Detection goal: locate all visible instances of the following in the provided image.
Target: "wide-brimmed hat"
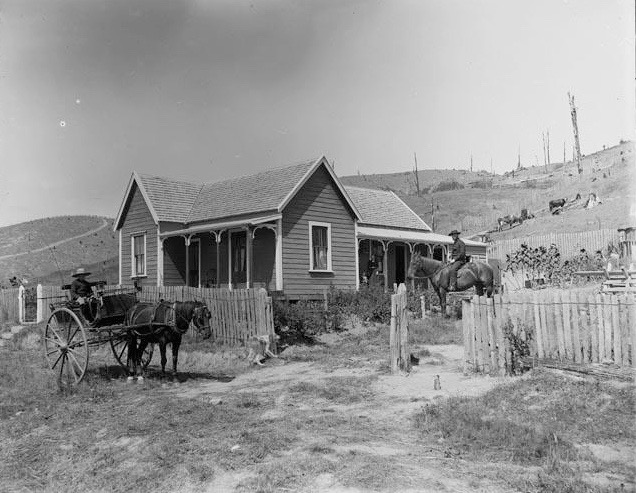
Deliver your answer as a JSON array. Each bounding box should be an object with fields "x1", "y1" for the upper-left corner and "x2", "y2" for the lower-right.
[
  {"x1": 449, "y1": 230, "x2": 461, "y2": 236},
  {"x1": 72, "y1": 267, "x2": 91, "y2": 277}
]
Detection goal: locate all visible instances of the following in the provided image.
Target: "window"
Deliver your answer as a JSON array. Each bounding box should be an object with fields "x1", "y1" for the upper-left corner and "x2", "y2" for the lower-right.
[
  {"x1": 309, "y1": 222, "x2": 332, "y2": 271},
  {"x1": 131, "y1": 233, "x2": 146, "y2": 277}
]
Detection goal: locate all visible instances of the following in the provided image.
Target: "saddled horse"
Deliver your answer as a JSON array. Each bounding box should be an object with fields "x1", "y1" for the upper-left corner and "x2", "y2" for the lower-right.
[
  {"x1": 407, "y1": 252, "x2": 494, "y2": 317},
  {"x1": 125, "y1": 300, "x2": 212, "y2": 379}
]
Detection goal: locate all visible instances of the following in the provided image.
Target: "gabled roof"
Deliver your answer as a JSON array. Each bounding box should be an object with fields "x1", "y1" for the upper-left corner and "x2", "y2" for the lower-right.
[
  {"x1": 345, "y1": 186, "x2": 431, "y2": 231},
  {"x1": 188, "y1": 157, "x2": 325, "y2": 223},
  {"x1": 114, "y1": 157, "x2": 361, "y2": 230}
]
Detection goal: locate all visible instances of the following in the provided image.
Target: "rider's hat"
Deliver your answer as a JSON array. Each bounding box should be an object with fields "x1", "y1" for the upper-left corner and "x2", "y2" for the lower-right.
[
  {"x1": 72, "y1": 267, "x2": 91, "y2": 277},
  {"x1": 449, "y1": 229, "x2": 461, "y2": 236}
]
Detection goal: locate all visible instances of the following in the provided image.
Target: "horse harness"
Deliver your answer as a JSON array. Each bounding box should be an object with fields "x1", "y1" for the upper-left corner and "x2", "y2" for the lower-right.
[{"x1": 128, "y1": 301, "x2": 190, "y2": 337}]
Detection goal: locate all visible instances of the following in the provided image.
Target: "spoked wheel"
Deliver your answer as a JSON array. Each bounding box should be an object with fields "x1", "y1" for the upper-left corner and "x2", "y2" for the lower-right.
[
  {"x1": 44, "y1": 308, "x2": 89, "y2": 389},
  {"x1": 110, "y1": 335, "x2": 154, "y2": 370}
]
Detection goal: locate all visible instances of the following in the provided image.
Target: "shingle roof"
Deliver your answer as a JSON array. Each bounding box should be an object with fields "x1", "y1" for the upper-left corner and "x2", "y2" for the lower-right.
[
  {"x1": 344, "y1": 186, "x2": 431, "y2": 231},
  {"x1": 129, "y1": 158, "x2": 326, "y2": 225},
  {"x1": 137, "y1": 174, "x2": 203, "y2": 223},
  {"x1": 187, "y1": 158, "x2": 317, "y2": 223}
]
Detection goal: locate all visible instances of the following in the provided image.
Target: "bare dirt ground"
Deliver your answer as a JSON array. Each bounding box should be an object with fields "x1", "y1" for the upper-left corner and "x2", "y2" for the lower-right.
[{"x1": 176, "y1": 327, "x2": 514, "y2": 493}]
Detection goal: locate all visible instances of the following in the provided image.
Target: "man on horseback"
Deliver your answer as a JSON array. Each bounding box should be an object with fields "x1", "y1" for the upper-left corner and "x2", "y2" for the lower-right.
[{"x1": 448, "y1": 230, "x2": 466, "y2": 292}]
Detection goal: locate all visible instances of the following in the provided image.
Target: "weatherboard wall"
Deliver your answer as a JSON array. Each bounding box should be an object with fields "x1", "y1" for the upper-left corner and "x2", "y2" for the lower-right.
[
  {"x1": 118, "y1": 182, "x2": 157, "y2": 286},
  {"x1": 281, "y1": 165, "x2": 357, "y2": 298}
]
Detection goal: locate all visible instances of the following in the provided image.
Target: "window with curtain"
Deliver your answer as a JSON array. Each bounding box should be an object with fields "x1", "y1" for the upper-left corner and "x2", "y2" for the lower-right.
[
  {"x1": 309, "y1": 222, "x2": 331, "y2": 271},
  {"x1": 132, "y1": 233, "x2": 146, "y2": 276}
]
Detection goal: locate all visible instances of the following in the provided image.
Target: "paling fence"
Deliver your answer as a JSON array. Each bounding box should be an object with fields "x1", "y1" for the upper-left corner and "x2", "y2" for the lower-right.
[
  {"x1": 487, "y1": 228, "x2": 618, "y2": 262},
  {"x1": 24, "y1": 284, "x2": 275, "y2": 346},
  {"x1": 139, "y1": 286, "x2": 275, "y2": 345},
  {"x1": 0, "y1": 288, "x2": 20, "y2": 323},
  {"x1": 462, "y1": 288, "x2": 636, "y2": 375}
]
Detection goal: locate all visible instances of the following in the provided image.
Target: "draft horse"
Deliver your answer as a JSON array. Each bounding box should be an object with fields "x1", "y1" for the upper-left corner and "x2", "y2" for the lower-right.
[
  {"x1": 407, "y1": 252, "x2": 494, "y2": 317},
  {"x1": 125, "y1": 300, "x2": 212, "y2": 379}
]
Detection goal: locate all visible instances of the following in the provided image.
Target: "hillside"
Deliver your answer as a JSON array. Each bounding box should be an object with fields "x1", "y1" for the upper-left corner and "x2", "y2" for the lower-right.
[
  {"x1": 341, "y1": 141, "x2": 635, "y2": 240},
  {"x1": 0, "y1": 142, "x2": 633, "y2": 288},
  {"x1": 0, "y1": 216, "x2": 119, "y2": 287}
]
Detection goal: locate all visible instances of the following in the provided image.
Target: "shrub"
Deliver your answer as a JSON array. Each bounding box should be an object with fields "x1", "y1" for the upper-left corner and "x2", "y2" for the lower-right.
[
  {"x1": 432, "y1": 180, "x2": 464, "y2": 192},
  {"x1": 272, "y1": 299, "x2": 325, "y2": 346},
  {"x1": 327, "y1": 284, "x2": 391, "y2": 325}
]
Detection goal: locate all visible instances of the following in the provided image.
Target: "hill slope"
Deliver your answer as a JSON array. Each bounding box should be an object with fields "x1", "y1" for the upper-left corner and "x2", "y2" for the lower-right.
[
  {"x1": 0, "y1": 216, "x2": 119, "y2": 287},
  {"x1": 341, "y1": 141, "x2": 635, "y2": 240},
  {"x1": 0, "y1": 142, "x2": 633, "y2": 287}
]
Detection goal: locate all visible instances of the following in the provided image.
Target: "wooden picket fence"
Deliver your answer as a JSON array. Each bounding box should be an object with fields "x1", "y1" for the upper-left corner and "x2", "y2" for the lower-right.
[
  {"x1": 0, "y1": 288, "x2": 20, "y2": 323},
  {"x1": 462, "y1": 288, "x2": 636, "y2": 375},
  {"x1": 138, "y1": 286, "x2": 275, "y2": 345},
  {"x1": 389, "y1": 283, "x2": 410, "y2": 374},
  {"x1": 34, "y1": 284, "x2": 274, "y2": 346}
]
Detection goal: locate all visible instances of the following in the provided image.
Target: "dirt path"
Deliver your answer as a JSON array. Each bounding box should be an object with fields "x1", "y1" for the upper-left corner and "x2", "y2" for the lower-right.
[
  {"x1": 177, "y1": 340, "x2": 513, "y2": 492},
  {"x1": 0, "y1": 218, "x2": 109, "y2": 260}
]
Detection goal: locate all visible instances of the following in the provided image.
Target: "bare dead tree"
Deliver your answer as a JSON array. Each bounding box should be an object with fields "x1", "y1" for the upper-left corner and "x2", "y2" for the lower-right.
[
  {"x1": 470, "y1": 154, "x2": 473, "y2": 172},
  {"x1": 542, "y1": 132, "x2": 547, "y2": 169},
  {"x1": 568, "y1": 92, "x2": 583, "y2": 174},
  {"x1": 546, "y1": 130, "x2": 550, "y2": 166},
  {"x1": 413, "y1": 152, "x2": 421, "y2": 197}
]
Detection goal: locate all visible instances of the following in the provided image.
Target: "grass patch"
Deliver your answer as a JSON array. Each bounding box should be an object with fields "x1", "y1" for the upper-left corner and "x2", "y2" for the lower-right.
[
  {"x1": 409, "y1": 317, "x2": 463, "y2": 345},
  {"x1": 413, "y1": 368, "x2": 636, "y2": 490},
  {"x1": 287, "y1": 375, "x2": 377, "y2": 404}
]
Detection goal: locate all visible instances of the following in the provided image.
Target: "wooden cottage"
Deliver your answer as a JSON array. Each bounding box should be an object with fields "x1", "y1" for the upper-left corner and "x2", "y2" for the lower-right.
[{"x1": 114, "y1": 156, "x2": 487, "y2": 297}]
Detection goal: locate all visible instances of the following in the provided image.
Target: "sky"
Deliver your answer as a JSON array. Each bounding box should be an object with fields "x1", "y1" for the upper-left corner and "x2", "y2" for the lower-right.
[{"x1": 0, "y1": 0, "x2": 634, "y2": 227}]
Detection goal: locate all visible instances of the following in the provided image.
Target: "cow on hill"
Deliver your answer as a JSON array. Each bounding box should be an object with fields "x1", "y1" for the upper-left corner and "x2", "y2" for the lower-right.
[
  {"x1": 549, "y1": 198, "x2": 566, "y2": 214},
  {"x1": 497, "y1": 215, "x2": 523, "y2": 232}
]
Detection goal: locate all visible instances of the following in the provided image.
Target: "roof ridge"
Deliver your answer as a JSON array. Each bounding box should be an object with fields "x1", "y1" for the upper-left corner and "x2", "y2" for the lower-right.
[
  {"x1": 137, "y1": 172, "x2": 202, "y2": 187},
  {"x1": 344, "y1": 185, "x2": 393, "y2": 193},
  {"x1": 201, "y1": 157, "x2": 321, "y2": 188},
  {"x1": 185, "y1": 183, "x2": 206, "y2": 223}
]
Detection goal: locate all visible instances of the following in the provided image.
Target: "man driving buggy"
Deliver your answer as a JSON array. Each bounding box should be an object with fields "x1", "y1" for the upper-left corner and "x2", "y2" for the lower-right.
[
  {"x1": 448, "y1": 230, "x2": 467, "y2": 292},
  {"x1": 70, "y1": 267, "x2": 98, "y2": 304}
]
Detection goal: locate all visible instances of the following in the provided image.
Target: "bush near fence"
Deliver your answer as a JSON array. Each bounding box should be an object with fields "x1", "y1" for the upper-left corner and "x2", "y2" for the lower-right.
[
  {"x1": 488, "y1": 229, "x2": 619, "y2": 263},
  {"x1": 463, "y1": 288, "x2": 636, "y2": 375}
]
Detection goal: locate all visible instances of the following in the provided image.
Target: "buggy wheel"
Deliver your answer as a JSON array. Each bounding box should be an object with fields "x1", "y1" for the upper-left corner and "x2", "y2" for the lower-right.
[
  {"x1": 110, "y1": 336, "x2": 154, "y2": 370},
  {"x1": 44, "y1": 308, "x2": 89, "y2": 388}
]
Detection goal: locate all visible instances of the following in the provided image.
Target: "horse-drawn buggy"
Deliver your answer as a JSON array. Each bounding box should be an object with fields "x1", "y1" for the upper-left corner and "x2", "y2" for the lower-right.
[{"x1": 44, "y1": 282, "x2": 211, "y2": 388}]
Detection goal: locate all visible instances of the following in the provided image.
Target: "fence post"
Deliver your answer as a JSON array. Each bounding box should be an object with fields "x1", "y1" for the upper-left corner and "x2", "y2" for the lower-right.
[
  {"x1": 398, "y1": 284, "x2": 410, "y2": 373},
  {"x1": 18, "y1": 285, "x2": 25, "y2": 324},
  {"x1": 390, "y1": 284, "x2": 409, "y2": 374},
  {"x1": 462, "y1": 298, "x2": 472, "y2": 374},
  {"x1": 36, "y1": 284, "x2": 44, "y2": 323}
]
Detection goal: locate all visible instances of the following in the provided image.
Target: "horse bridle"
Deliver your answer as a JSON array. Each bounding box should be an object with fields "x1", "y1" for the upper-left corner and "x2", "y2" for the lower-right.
[{"x1": 192, "y1": 305, "x2": 211, "y2": 332}]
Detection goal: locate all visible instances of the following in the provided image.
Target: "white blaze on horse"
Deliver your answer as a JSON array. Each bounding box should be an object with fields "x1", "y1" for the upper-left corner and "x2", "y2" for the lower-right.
[{"x1": 407, "y1": 252, "x2": 494, "y2": 317}]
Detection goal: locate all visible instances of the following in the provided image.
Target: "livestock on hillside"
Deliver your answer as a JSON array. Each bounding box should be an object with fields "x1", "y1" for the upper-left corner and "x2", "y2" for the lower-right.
[
  {"x1": 549, "y1": 198, "x2": 566, "y2": 214},
  {"x1": 497, "y1": 215, "x2": 523, "y2": 232}
]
